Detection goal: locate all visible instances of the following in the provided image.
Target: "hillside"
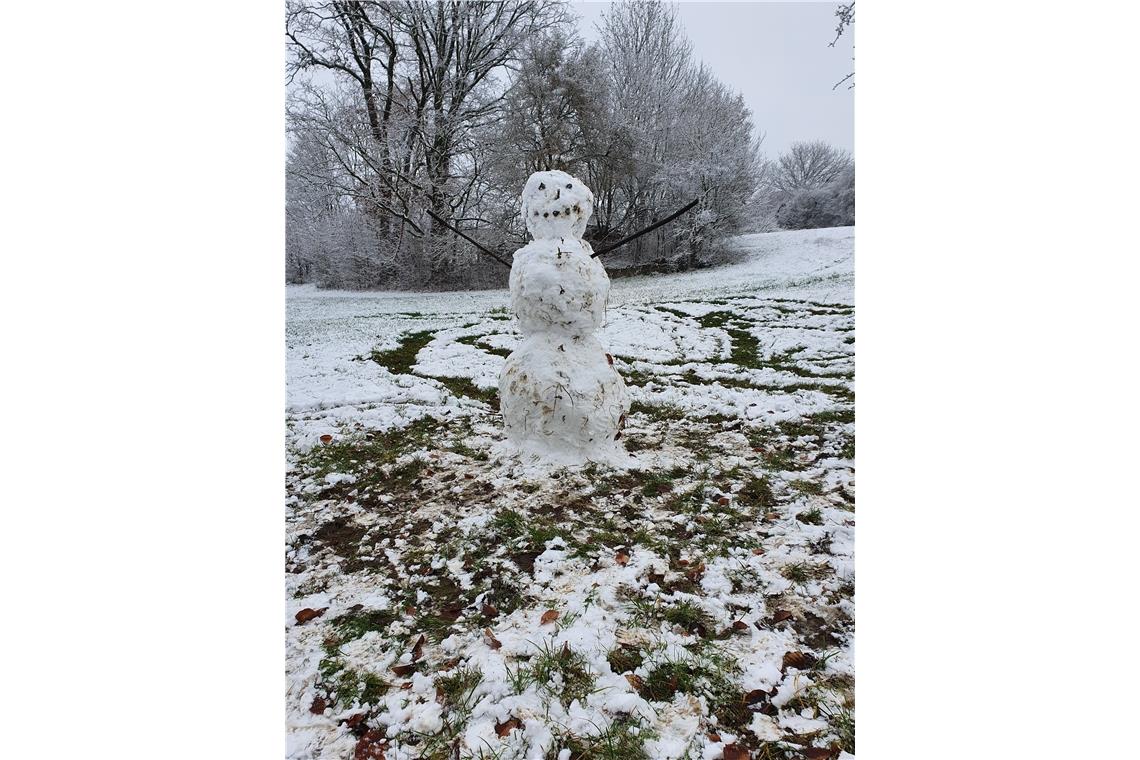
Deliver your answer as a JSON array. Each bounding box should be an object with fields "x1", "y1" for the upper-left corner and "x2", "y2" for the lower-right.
[{"x1": 286, "y1": 226, "x2": 855, "y2": 759}]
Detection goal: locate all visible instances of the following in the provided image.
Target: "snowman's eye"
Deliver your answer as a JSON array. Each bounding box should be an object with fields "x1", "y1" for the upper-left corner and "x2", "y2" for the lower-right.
[
  {"x1": 543, "y1": 212, "x2": 549, "y2": 217},
  {"x1": 552, "y1": 210, "x2": 559, "y2": 216},
  {"x1": 538, "y1": 182, "x2": 546, "y2": 190},
  {"x1": 566, "y1": 183, "x2": 573, "y2": 189},
  {"x1": 533, "y1": 211, "x2": 539, "y2": 216}
]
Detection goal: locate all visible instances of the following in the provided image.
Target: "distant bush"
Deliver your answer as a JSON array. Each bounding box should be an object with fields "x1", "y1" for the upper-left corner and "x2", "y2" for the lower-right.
[{"x1": 776, "y1": 167, "x2": 855, "y2": 230}]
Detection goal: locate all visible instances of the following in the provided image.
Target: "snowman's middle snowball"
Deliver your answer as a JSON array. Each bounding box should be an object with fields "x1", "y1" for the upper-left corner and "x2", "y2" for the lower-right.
[{"x1": 509, "y1": 238, "x2": 607, "y2": 335}]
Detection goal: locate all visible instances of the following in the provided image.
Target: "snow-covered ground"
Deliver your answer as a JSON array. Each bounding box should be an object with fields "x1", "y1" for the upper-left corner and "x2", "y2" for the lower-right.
[{"x1": 286, "y1": 226, "x2": 855, "y2": 759}]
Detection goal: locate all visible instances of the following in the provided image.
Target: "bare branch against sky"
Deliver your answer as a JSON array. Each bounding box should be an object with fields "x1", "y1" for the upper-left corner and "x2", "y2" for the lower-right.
[{"x1": 572, "y1": 2, "x2": 853, "y2": 156}]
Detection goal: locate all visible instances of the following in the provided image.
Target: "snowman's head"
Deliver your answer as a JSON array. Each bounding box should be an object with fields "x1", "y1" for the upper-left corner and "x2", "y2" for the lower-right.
[{"x1": 521, "y1": 170, "x2": 594, "y2": 240}]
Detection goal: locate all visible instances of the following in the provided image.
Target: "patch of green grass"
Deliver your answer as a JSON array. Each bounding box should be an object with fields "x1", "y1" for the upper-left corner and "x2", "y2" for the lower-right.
[
  {"x1": 840, "y1": 435, "x2": 855, "y2": 460},
  {"x1": 694, "y1": 310, "x2": 735, "y2": 329},
  {"x1": 782, "y1": 560, "x2": 831, "y2": 583},
  {"x1": 620, "y1": 366, "x2": 654, "y2": 387},
  {"x1": 692, "y1": 505, "x2": 757, "y2": 554},
  {"x1": 504, "y1": 660, "x2": 536, "y2": 695},
  {"x1": 629, "y1": 401, "x2": 686, "y2": 421},
  {"x1": 456, "y1": 334, "x2": 512, "y2": 359},
  {"x1": 789, "y1": 479, "x2": 824, "y2": 496},
  {"x1": 387, "y1": 455, "x2": 429, "y2": 492},
  {"x1": 639, "y1": 649, "x2": 749, "y2": 728},
  {"x1": 724, "y1": 324, "x2": 761, "y2": 368},
  {"x1": 808, "y1": 408, "x2": 855, "y2": 425},
  {"x1": 656, "y1": 306, "x2": 692, "y2": 320},
  {"x1": 317, "y1": 636, "x2": 391, "y2": 709},
  {"x1": 736, "y1": 476, "x2": 776, "y2": 511},
  {"x1": 329, "y1": 668, "x2": 389, "y2": 707},
  {"x1": 369, "y1": 330, "x2": 500, "y2": 407},
  {"x1": 527, "y1": 520, "x2": 569, "y2": 548},
  {"x1": 431, "y1": 375, "x2": 499, "y2": 409},
  {"x1": 829, "y1": 705, "x2": 856, "y2": 753},
  {"x1": 641, "y1": 659, "x2": 701, "y2": 701},
  {"x1": 726, "y1": 565, "x2": 762, "y2": 594},
  {"x1": 640, "y1": 471, "x2": 677, "y2": 497},
  {"x1": 797, "y1": 507, "x2": 824, "y2": 525},
  {"x1": 496, "y1": 510, "x2": 574, "y2": 552},
  {"x1": 414, "y1": 612, "x2": 459, "y2": 641},
  {"x1": 300, "y1": 416, "x2": 440, "y2": 482},
  {"x1": 547, "y1": 715, "x2": 653, "y2": 760},
  {"x1": 436, "y1": 665, "x2": 482, "y2": 711},
  {"x1": 662, "y1": 599, "x2": 715, "y2": 635},
  {"x1": 529, "y1": 641, "x2": 596, "y2": 708},
  {"x1": 329, "y1": 608, "x2": 398, "y2": 642},
  {"x1": 607, "y1": 645, "x2": 645, "y2": 674},
  {"x1": 493, "y1": 508, "x2": 527, "y2": 538},
  {"x1": 370, "y1": 330, "x2": 435, "y2": 375}
]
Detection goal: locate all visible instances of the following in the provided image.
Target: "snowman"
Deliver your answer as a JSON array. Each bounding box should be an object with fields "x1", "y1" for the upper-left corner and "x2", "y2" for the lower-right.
[{"x1": 498, "y1": 170, "x2": 630, "y2": 463}]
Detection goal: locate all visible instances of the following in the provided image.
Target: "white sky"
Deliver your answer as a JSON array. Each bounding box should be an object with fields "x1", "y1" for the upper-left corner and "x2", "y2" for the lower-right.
[{"x1": 573, "y1": 1, "x2": 854, "y2": 157}]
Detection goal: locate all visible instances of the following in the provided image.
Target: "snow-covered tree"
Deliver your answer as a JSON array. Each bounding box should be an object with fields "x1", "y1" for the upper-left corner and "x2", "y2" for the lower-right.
[
  {"x1": 769, "y1": 140, "x2": 853, "y2": 193},
  {"x1": 776, "y1": 165, "x2": 855, "y2": 230},
  {"x1": 285, "y1": 0, "x2": 777, "y2": 288}
]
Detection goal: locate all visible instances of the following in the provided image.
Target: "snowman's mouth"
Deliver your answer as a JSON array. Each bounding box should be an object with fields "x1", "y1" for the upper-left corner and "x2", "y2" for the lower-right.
[{"x1": 538, "y1": 207, "x2": 580, "y2": 218}]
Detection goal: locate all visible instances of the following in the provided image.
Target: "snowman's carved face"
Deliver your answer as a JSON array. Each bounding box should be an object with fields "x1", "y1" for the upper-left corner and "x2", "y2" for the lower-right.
[{"x1": 521, "y1": 170, "x2": 594, "y2": 240}]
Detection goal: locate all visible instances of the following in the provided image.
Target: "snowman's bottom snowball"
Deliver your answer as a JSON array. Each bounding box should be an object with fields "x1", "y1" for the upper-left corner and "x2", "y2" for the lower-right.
[{"x1": 499, "y1": 335, "x2": 630, "y2": 461}]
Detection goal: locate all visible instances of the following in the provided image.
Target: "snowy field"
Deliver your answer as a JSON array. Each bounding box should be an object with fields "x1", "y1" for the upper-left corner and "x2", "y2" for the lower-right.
[{"x1": 286, "y1": 227, "x2": 855, "y2": 759}]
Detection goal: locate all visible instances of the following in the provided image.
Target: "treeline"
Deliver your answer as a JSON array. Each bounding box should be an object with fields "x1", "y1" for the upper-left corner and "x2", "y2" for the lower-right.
[
  {"x1": 286, "y1": 1, "x2": 850, "y2": 291},
  {"x1": 755, "y1": 140, "x2": 855, "y2": 232}
]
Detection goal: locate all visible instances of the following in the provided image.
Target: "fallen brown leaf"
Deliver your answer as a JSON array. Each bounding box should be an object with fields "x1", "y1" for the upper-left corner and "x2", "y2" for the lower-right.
[
  {"x1": 744, "y1": 688, "x2": 768, "y2": 705},
  {"x1": 295, "y1": 607, "x2": 328, "y2": 624},
  {"x1": 495, "y1": 717, "x2": 522, "y2": 737},
  {"x1": 782, "y1": 651, "x2": 817, "y2": 671},
  {"x1": 625, "y1": 673, "x2": 644, "y2": 691},
  {"x1": 481, "y1": 603, "x2": 499, "y2": 618},
  {"x1": 770, "y1": 609, "x2": 794, "y2": 624},
  {"x1": 411, "y1": 634, "x2": 426, "y2": 662},
  {"x1": 354, "y1": 728, "x2": 387, "y2": 760},
  {"x1": 615, "y1": 552, "x2": 630, "y2": 566},
  {"x1": 802, "y1": 749, "x2": 834, "y2": 760},
  {"x1": 732, "y1": 620, "x2": 749, "y2": 631},
  {"x1": 540, "y1": 609, "x2": 559, "y2": 625},
  {"x1": 309, "y1": 696, "x2": 327, "y2": 714},
  {"x1": 722, "y1": 745, "x2": 749, "y2": 760},
  {"x1": 707, "y1": 732, "x2": 721, "y2": 742},
  {"x1": 319, "y1": 434, "x2": 333, "y2": 444},
  {"x1": 391, "y1": 663, "x2": 416, "y2": 677},
  {"x1": 718, "y1": 496, "x2": 730, "y2": 506},
  {"x1": 483, "y1": 627, "x2": 502, "y2": 650}
]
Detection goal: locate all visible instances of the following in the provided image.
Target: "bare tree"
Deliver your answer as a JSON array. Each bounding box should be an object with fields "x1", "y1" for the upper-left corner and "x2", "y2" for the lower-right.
[
  {"x1": 287, "y1": 1, "x2": 570, "y2": 288},
  {"x1": 769, "y1": 140, "x2": 853, "y2": 193},
  {"x1": 595, "y1": 0, "x2": 693, "y2": 254},
  {"x1": 285, "y1": 0, "x2": 771, "y2": 288}
]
